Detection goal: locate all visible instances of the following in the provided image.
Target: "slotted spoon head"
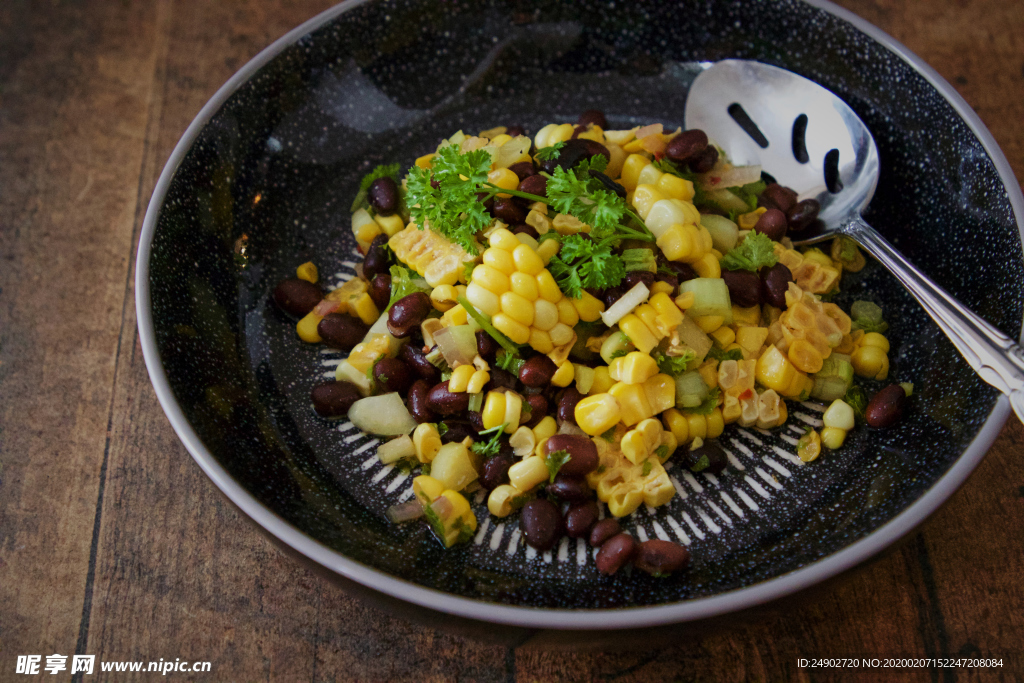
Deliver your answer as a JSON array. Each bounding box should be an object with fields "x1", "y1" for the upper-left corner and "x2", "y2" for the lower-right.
[{"x1": 685, "y1": 59, "x2": 880, "y2": 236}]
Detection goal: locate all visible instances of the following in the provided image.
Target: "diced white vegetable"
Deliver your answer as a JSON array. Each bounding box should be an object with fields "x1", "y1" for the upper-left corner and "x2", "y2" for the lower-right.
[
  {"x1": 678, "y1": 278, "x2": 733, "y2": 320},
  {"x1": 823, "y1": 399, "x2": 855, "y2": 431},
  {"x1": 365, "y1": 312, "x2": 405, "y2": 356},
  {"x1": 348, "y1": 393, "x2": 417, "y2": 435},
  {"x1": 335, "y1": 360, "x2": 372, "y2": 395},
  {"x1": 509, "y1": 426, "x2": 536, "y2": 458},
  {"x1": 377, "y1": 435, "x2": 416, "y2": 464},
  {"x1": 700, "y1": 214, "x2": 739, "y2": 253},
  {"x1": 493, "y1": 136, "x2": 532, "y2": 168},
  {"x1": 696, "y1": 164, "x2": 762, "y2": 190},
  {"x1": 675, "y1": 371, "x2": 710, "y2": 408},
  {"x1": 430, "y1": 442, "x2": 478, "y2": 491},
  {"x1": 600, "y1": 282, "x2": 650, "y2": 327},
  {"x1": 434, "y1": 325, "x2": 478, "y2": 367}
]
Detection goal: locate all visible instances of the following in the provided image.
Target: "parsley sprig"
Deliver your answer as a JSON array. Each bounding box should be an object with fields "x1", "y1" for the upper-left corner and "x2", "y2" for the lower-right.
[
  {"x1": 720, "y1": 230, "x2": 778, "y2": 272},
  {"x1": 471, "y1": 423, "x2": 507, "y2": 458}
]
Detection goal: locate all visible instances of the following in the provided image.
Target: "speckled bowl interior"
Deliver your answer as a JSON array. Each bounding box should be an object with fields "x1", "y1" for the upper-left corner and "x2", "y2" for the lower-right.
[{"x1": 138, "y1": 0, "x2": 1023, "y2": 625}]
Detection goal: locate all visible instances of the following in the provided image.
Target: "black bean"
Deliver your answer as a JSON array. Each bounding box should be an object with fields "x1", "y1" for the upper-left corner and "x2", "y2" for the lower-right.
[
  {"x1": 524, "y1": 394, "x2": 548, "y2": 428},
  {"x1": 577, "y1": 109, "x2": 608, "y2": 129},
  {"x1": 665, "y1": 261, "x2": 698, "y2": 283},
  {"x1": 468, "y1": 410, "x2": 485, "y2": 434},
  {"x1": 542, "y1": 434, "x2": 599, "y2": 476},
  {"x1": 512, "y1": 224, "x2": 539, "y2": 240},
  {"x1": 368, "y1": 273, "x2": 391, "y2": 311},
  {"x1": 665, "y1": 129, "x2": 708, "y2": 163},
  {"x1": 387, "y1": 292, "x2": 431, "y2": 338},
  {"x1": 505, "y1": 125, "x2": 526, "y2": 138},
  {"x1": 760, "y1": 262, "x2": 794, "y2": 309},
  {"x1": 550, "y1": 139, "x2": 601, "y2": 172},
  {"x1": 372, "y1": 357, "x2": 412, "y2": 395},
  {"x1": 487, "y1": 367, "x2": 518, "y2": 393},
  {"x1": 547, "y1": 474, "x2": 592, "y2": 503},
  {"x1": 508, "y1": 160, "x2": 537, "y2": 181},
  {"x1": 311, "y1": 381, "x2": 361, "y2": 418},
  {"x1": 521, "y1": 499, "x2": 563, "y2": 551},
  {"x1": 317, "y1": 313, "x2": 368, "y2": 350},
  {"x1": 492, "y1": 196, "x2": 526, "y2": 224},
  {"x1": 595, "y1": 533, "x2": 636, "y2": 575},
  {"x1": 479, "y1": 451, "x2": 513, "y2": 491},
  {"x1": 519, "y1": 355, "x2": 558, "y2": 387},
  {"x1": 367, "y1": 177, "x2": 399, "y2": 216},
  {"x1": 680, "y1": 440, "x2": 729, "y2": 475},
  {"x1": 400, "y1": 344, "x2": 440, "y2": 382},
  {"x1": 634, "y1": 540, "x2": 690, "y2": 576},
  {"x1": 753, "y1": 208, "x2": 788, "y2": 241},
  {"x1": 589, "y1": 518, "x2": 621, "y2": 547},
  {"x1": 272, "y1": 278, "x2": 322, "y2": 317},
  {"x1": 588, "y1": 170, "x2": 627, "y2": 198},
  {"x1": 517, "y1": 173, "x2": 547, "y2": 198},
  {"x1": 623, "y1": 271, "x2": 656, "y2": 291},
  {"x1": 408, "y1": 380, "x2": 436, "y2": 423},
  {"x1": 565, "y1": 501, "x2": 600, "y2": 539},
  {"x1": 655, "y1": 272, "x2": 679, "y2": 294},
  {"x1": 866, "y1": 385, "x2": 907, "y2": 428},
  {"x1": 471, "y1": 330, "x2": 496, "y2": 363},
  {"x1": 759, "y1": 183, "x2": 799, "y2": 213},
  {"x1": 603, "y1": 284, "x2": 628, "y2": 309},
  {"x1": 689, "y1": 145, "x2": 719, "y2": 173},
  {"x1": 363, "y1": 234, "x2": 390, "y2": 280},
  {"x1": 440, "y1": 420, "x2": 478, "y2": 444},
  {"x1": 721, "y1": 269, "x2": 762, "y2": 308},
  {"x1": 426, "y1": 382, "x2": 470, "y2": 415},
  {"x1": 557, "y1": 387, "x2": 585, "y2": 426},
  {"x1": 581, "y1": 139, "x2": 611, "y2": 163},
  {"x1": 787, "y1": 199, "x2": 821, "y2": 231}
]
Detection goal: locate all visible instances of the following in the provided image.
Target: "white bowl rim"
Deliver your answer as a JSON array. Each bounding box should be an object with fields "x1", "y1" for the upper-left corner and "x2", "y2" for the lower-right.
[{"x1": 135, "y1": 0, "x2": 1023, "y2": 630}]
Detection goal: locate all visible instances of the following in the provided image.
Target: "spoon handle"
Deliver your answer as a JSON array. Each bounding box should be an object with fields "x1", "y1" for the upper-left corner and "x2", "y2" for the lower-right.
[{"x1": 845, "y1": 216, "x2": 1024, "y2": 423}]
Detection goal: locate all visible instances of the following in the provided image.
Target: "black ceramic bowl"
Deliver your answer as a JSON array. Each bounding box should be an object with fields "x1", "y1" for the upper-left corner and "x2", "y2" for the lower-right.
[{"x1": 137, "y1": 0, "x2": 1023, "y2": 630}]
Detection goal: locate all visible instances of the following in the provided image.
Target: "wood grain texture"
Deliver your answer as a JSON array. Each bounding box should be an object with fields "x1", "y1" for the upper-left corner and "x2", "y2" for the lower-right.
[{"x1": 0, "y1": 1, "x2": 1022, "y2": 681}]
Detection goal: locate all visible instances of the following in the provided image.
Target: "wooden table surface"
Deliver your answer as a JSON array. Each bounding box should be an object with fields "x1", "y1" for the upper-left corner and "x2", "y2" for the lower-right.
[{"x1": 2, "y1": 1, "x2": 1023, "y2": 681}]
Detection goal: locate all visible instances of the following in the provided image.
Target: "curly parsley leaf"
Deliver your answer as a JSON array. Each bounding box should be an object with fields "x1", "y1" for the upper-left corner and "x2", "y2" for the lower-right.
[
  {"x1": 534, "y1": 141, "x2": 565, "y2": 161},
  {"x1": 471, "y1": 423, "x2": 507, "y2": 458},
  {"x1": 387, "y1": 265, "x2": 431, "y2": 310},
  {"x1": 734, "y1": 180, "x2": 767, "y2": 210},
  {"x1": 720, "y1": 230, "x2": 778, "y2": 272},
  {"x1": 544, "y1": 449, "x2": 572, "y2": 483},
  {"x1": 653, "y1": 350, "x2": 695, "y2": 376},
  {"x1": 351, "y1": 163, "x2": 401, "y2": 212},
  {"x1": 654, "y1": 444, "x2": 669, "y2": 461},
  {"x1": 544, "y1": 165, "x2": 629, "y2": 239},
  {"x1": 546, "y1": 234, "x2": 627, "y2": 298},
  {"x1": 495, "y1": 349, "x2": 525, "y2": 375},
  {"x1": 706, "y1": 347, "x2": 743, "y2": 362}
]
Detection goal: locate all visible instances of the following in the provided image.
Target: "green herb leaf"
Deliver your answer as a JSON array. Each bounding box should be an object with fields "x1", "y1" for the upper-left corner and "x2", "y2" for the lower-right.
[
  {"x1": 471, "y1": 423, "x2": 507, "y2": 458},
  {"x1": 546, "y1": 234, "x2": 627, "y2": 298},
  {"x1": 495, "y1": 349, "x2": 525, "y2": 375},
  {"x1": 652, "y1": 158, "x2": 697, "y2": 181},
  {"x1": 545, "y1": 165, "x2": 629, "y2": 239},
  {"x1": 653, "y1": 350, "x2": 695, "y2": 376},
  {"x1": 654, "y1": 444, "x2": 669, "y2": 461},
  {"x1": 608, "y1": 349, "x2": 629, "y2": 361},
  {"x1": 707, "y1": 347, "x2": 743, "y2": 362},
  {"x1": 622, "y1": 248, "x2": 657, "y2": 273},
  {"x1": 720, "y1": 230, "x2": 778, "y2": 272},
  {"x1": 458, "y1": 296, "x2": 520, "y2": 358},
  {"x1": 844, "y1": 385, "x2": 868, "y2": 422},
  {"x1": 544, "y1": 449, "x2": 572, "y2": 483},
  {"x1": 387, "y1": 265, "x2": 431, "y2": 310},
  {"x1": 853, "y1": 317, "x2": 889, "y2": 334},
  {"x1": 641, "y1": 459, "x2": 653, "y2": 476},
  {"x1": 689, "y1": 387, "x2": 722, "y2": 415},
  {"x1": 600, "y1": 428, "x2": 616, "y2": 443},
  {"x1": 420, "y1": 462, "x2": 431, "y2": 476},
  {"x1": 534, "y1": 141, "x2": 565, "y2": 161},
  {"x1": 734, "y1": 180, "x2": 767, "y2": 210},
  {"x1": 510, "y1": 493, "x2": 532, "y2": 511},
  {"x1": 689, "y1": 454, "x2": 710, "y2": 472},
  {"x1": 423, "y1": 503, "x2": 445, "y2": 539}
]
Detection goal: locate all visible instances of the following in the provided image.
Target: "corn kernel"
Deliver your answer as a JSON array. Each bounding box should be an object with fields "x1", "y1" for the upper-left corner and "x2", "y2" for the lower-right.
[
  {"x1": 487, "y1": 484, "x2": 521, "y2": 517},
  {"x1": 508, "y1": 456, "x2": 549, "y2": 492},
  {"x1": 823, "y1": 399, "x2": 855, "y2": 431},
  {"x1": 505, "y1": 271, "x2": 537, "y2": 302},
  {"x1": 572, "y1": 290, "x2": 605, "y2": 322},
  {"x1": 296, "y1": 261, "x2": 318, "y2": 283},
  {"x1": 447, "y1": 365, "x2": 474, "y2": 393},
  {"x1": 503, "y1": 391, "x2": 523, "y2": 433},
  {"x1": 737, "y1": 207, "x2": 767, "y2": 230},
  {"x1": 590, "y1": 366, "x2": 614, "y2": 394},
  {"x1": 851, "y1": 345, "x2": 887, "y2": 379},
  {"x1": 861, "y1": 332, "x2": 891, "y2": 352},
  {"x1": 656, "y1": 223, "x2": 694, "y2": 262},
  {"x1": 530, "y1": 299, "x2": 558, "y2": 331},
  {"x1": 706, "y1": 407, "x2": 725, "y2": 438},
  {"x1": 483, "y1": 247, "x2": 516, "y2": 275},
  {"x1": 354, "y1": 220, "x2": 383, "y2": 251},
  {"x1": 693, "y1": 315, "x2": 725, "y2": 334},
  {"x1": 550, "y1": 322, "x2": 575, "y2": 347},
  {"x1": 710, "y1": 326, "x2": 736, "y2": 347},
  {"x1": 413, "y1": 423, "x2": 443, "y2": 463},
  {"x1": 492, "y1": 312, "x2": 531, "y2": 345},
  {"x1": 536, "y1": 238, "x2": 559, "y2": 264},
  {"x1": 798, "y1": 429, "x2": 822, "y2": 462},
  {"x1": 643, "y1": 373, "x2": 676, "y2": 414},
  {"x1": 482, "y1": 391, "x2": 507, "y2": 430},
  {"x1": 465, "y1": 282, "x2": 501, "y2": 317},
  {"x1": 296, "y1": 311, "x2": 323, "y2": 343},
  {"x1": 656, "y1": 173, "x2": 694, "y2": 201},
  {"x1": 821, "y1": 427, "x2": 846, "y2": 450},
  {"x1": 551, "y1": 360, "x2": 575, "y2": 387},
  {"x1": 528, "y1": 329, "x2": 554, "y2": 353},
  {"x1": 618, "y1": 314, "x2": 659, "y2": 354},
  {"x1": 487, "y1": 168, "x2": 519, "y2": 196},
  {"x1": 512, "y1": 244, "x2": 544, "y2": 275},
  {"x1": 536, "y1": 271, "x2": 562, "y2": 302},
  {"x1": 441, "y1": 303, "x2": 468, "y2": 327},
  {"x1": 556, "y1": 298, "x2": 580, "y2": 327},
  {"x1": 429, "y1": 285, "x2": 458, "y2": 312},
  {"x1": 374, "y1": 213, "x2": 405, "y2": 237},
  {"x1": 467, "y1": 369, "x2": 490, "y2": 394},
  {"x1": 414, "y1": 153, "x2": 435, "y2": 169},
  {"x1": 788, "y1": 338, "x2": 824, "y2": 374},
  {"x1": 472, "y1": 264, "x2": 510, "y2": 294},
  {"x1": 636, "y1": 162, "x2": 663, "y2": 186},
  {"x1": 488, "y1": 228, "x2": 519, "y2": 252},
  {"x1": 607, "y1": 487, "x2": 645, "y2": 518},
  {"x1": 575, "y1": 393, "x2": 622, "y2": 435},
  {"x1": 692, "y1": 252, "x2": 721, "y2": 279},
  {"x1": 413, "y1": 475, "x2": 444, "y2": 506},
  {"x1": 499, "y1": 291, "x2": 534, "y2": 326},
  {"x1": 632, "y1": 184, "x2": 667, "y2": 220},
  {"x1": 609, "y1": 351, "x2": 659, "y2": 384},
  {"x1": 609, "y1": 382, "x2": 653, "y2": 426},
  {"x1": 619, "y1": 154, "x2": 650, "y2": 191}
]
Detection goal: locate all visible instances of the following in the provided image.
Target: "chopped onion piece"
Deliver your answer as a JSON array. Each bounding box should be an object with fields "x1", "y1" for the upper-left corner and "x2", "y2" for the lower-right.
[
  {"x1": 635, "y1": 123, "x2": 663, "y2": 139},
  {"x1": 696, "y1": 164, "x2": 762, "y2": 190},
  {"x1": 348, "y1": 393, "x2": 417, "y2": 435},
  {"x1": 640, "y1": 134, "x2": 666, "y2": 155},
  {"x1": 430, "y1": 495, "x2": 454, "y2": 519},
  {"x1": 600, "y1": 282, "x2": 650, "y2": 327},
  {"x1": 313, "y1": 299, "x2": 341, "y2": 317},
  {"x1": 377, "y1": 435, "x2": 416, "y2": 464},
  {"x1": 557, "y1": 421, "x2": 587, "y2": 436},
  {"x1": 434, "y1": 325, "x2": 478, "y2": 367},
  {"x1": 387, "y1": 500, "x2": 424, "y2": 524}
]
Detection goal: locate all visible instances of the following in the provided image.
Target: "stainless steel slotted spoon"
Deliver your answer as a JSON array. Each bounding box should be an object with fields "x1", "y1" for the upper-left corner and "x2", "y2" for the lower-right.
[{"x1": 685, "y1": 59, "x2": 1024, "y2": 422}]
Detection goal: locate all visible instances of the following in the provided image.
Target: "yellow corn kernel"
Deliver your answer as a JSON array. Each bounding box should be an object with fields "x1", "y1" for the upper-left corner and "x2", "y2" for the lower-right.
[
  {"x1": 620, "y1": 419, "x2": 663, "y2": 465},
  {"x1": 491, "y1": 312, "x2": 531, "y2": 345},
  {"x1": 431, "y1": 490, "x2": 477, "y2": 547},
  {"x1": 483, "y1": 247, "x2": 516, "y2": 275},
  {"x1": 467, "y1": 369, "x2": 490, "y2": 394},
  {"x1": 656, "y1": 173, "x2": 694, "y2": 201},
  {"x1": 649, "y1": 281, "x2": 672, "y2": 296},
  {"x1": 536, "y1": 238, "x2": 559, "y2": 264},
  {"x1": 656, "y1": 223, "x2": 694, "y2": 262},
  {"x1": 482, "y1": 391, "x2": 507, "y2": 430},
  {"x1": 502, "y1": 391, "x2": 523, "y2": 433},
  {"x1": 488, "y1": 228, "x2": 520, "y2": 252},
  {"x1": 731, "y1": 305, "x2": 760, "y2": 327},
  {"x1": 572, "y1": 290, "x2": 605, "y2": 322},
  {"x1": 798, "y1": 429, "x2": 822, "y2": 462},
  {"x1": 487, "y1": 168, "x2": 519, "y2": 197},
  {"x1": 618, "y1": 314, "x2": 660, "y2": 354},
  {"x1": 590, "y1": 366, "x2": 614, "y2": 395},
  {"x1": 705, "y1": 407, "x2": 725, "y2": 438},
  {"x1": 697, "y1": 362, "x2": 719, "y2": 391},
  {"x1": 821, "y1": 427, "x2": 847, "y2": 450},
  {"x1": 526, "y1": 328, "x2": 553, "y2": 354},
  {"x1": 349, "y1": 293, "x2": 379, "y2": 325},
  {"x1": 736, "y1": 326, "x2": 768, "y2": 355},
  {"x1": 509, "y1": 271, "x2": 539, "y2": 301},
  {"x1": 441, "y1": 304, "x2": 469, "y2": 327},
  {"x1": 509, "y1": 456, "x2": 550, "y2": 492},
  {"x1": 536, "y1": 270, "x2": 562, "y2": 302},
  {"x1": 526, "y1": 209, "x2": 552, "y2": 235},
  {"x1": 512, "y1": 243, "x2": 544, "y2": 275},
  {"x1": 532, "y1": 416, "x2": 557, "y2": 444},
  {"x1": 606, "y1": 487, "x2": 645, "y2": 518},
  {"x1": 851, "y1": 345, "x2": 888, "y2": 380},
  {"x1": 861, "y1": 332, "x2": 891, "y2": 352},
  {"x1": 802, "y1": 248, "x2": 833, "y2": 268},
  {"x1": 691, "y1": 252, "x2": 721, "y2": 279},
  {"x1": 413, "y1": 423, "x2": 443, "y2": 463},
  {"x1": 551, "y1": 360, "x2": 575, "y2": 387},
  {"x1": 487, "y1": 484, "x2": 525, "y2": 518},
  {"x1": 296, "y1": 261, "x2": 318, "y2": 283},
  {"x1": 661, "y1": 409, "x2": 689, "y2": 444},
  {"x1": 756, "y1": 344, "x2": 806, "y2": 398},
  {"x1": 823, "y1": 399, "x2": 856, "y2": 431},
  {"x1": 609, "y1": 351, "x2": 659, "y2": 384},
  {"x1": 633, "y1": 304, "x2": 659, "y2": 335},
  {"x1": 374, "y1": 213, "x2": 405, "y2": 237},
  {"x1": 465, "y1": 282, "x2": 501, "y2": 317},
  {"x1": 550, "y1": 322, "x2": 575, "y2": 347},
  {"x1": 448, "y1": 365, "x2": 475, "y2": 393},
  {"x1": 499, "y1": 291, "x2": 534, "y2": 326},
  {"x1": 354, "y1": 219, "x2": 383, "y2": 251},
  {"x1": 296, "y1": 311, "x2": 323, "y2": 343},
  {"x1": 619, "y1": 154, "x2": 650, "y2": 191},
  {"x1": 575, "y1": 393, "x2": 622, "y2": 435},
  {"x1": 693, "y1": 315, "x2": 725, "y2": 334},
  {"x1": 631, "y1": 184, "x2": 667, "y2": 220},
  {"x1": 788, "y1": 338, "x2": 824, "y2": 374},
  {"x1": 643, "y1": 373, "x2": 676, "y2": 415},
  {"x1": 674, "y1": 290, "x2": 696, "y2": 311},
  {"x1": 430, "y1": 285, "x2": 459, "y2": 312},
  {"x1": 737, "y1": 207, "x2": 768, "y2": 230},
  {"x1": 710, "y1": 326, "x2": 736, "y2": 347},
  {"x1": 412, "y1": 475, "x2": 444, "y2": 506},
  {"x1": 609, "y1": 381, "x2": 653, "y2": 426},
  {"x1": 472, "y1": 264, "x2": 510, "y2": 294}
]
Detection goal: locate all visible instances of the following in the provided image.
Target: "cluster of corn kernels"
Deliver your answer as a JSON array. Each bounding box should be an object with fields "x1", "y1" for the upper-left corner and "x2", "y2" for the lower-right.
[
  {"x1": 585, "y1": 435, "x2": 676, "y2": 517},
  {"x1": 573, "y1": 351, "x2": 676, "y2": 435},
  {"x1": 755, "y1": 344, "x2": 815, "y2": 399},
  {"x1": 766, "y1": 283, "x2": 851, "y2": 375},
  {"x1": 850, "y1": 330, "x2": 891, "y2": 380},
  {"x1": 661, "y1": 407, "x2": 725, "y2": 447},
  {"x1": 480, "y1": 389, "x2": 526, "y2": 434},
  {"x1": 411, "y1": 475, "x2": 477, "y2": 547},
  {"x1": 708, "y1": 306, "x2": 770, "y2": 360},
  {"x1": 717, "y1": 358, "x2": 788, "y2": 428},
  {"x1": 447, "y1": 365, "x2": 490, "y2": 395},
  {"x1": 617, "y1": 292, "x2": 687, "y2": 353},
  {"x1": 465, "y1": 228, "x2": 604, "y2": 354},
  {"x1": 388, "y1": 222, "x2": 480, "y2": 288},
  {"x1": 775, "y1": 243, "x2": 841, "y2": 295}
]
